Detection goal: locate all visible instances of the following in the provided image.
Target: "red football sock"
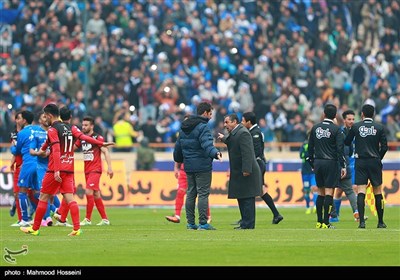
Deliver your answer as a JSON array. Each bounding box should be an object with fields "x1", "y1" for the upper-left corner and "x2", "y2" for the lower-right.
[
  {"x1": 32, "y1": 200, "x2": 47, "y2": 231},
  {"x1": 207, "y1": 207, "x2": 211, "y2": 218},
  {"x1": 68, "y1": 201, "x2": 80, "y2": 231},
  {"x1": 16, "y1": 197, "x2": 22, "y2": 221},
  {"x1": 95, "y1": 197, "x2": 107, "y2": 220},
  {"x1": 85, "y1": 195, "x2": 94, "y2": 220},
  {"x1": 175, "y1": 187, "x2": 186, "y2": 217},
  {"x1": 59, "y1": 199, "x2": 69, "y2": 222},
  {"x1": 28, "y1": 189, "x2": 38, "y2": 206}
]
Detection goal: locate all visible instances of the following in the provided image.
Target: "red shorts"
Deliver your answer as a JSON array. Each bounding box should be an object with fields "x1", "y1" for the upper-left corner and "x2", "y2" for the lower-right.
[
  {"x1": 85, "y1": 172, "x2": 101, "y2": 191},
  {"x1": 41, "y1": 172, "x2": 75, "y2": 195},
  {"x1": 13, "y1": 167, "x2": 21, "y2": 193}
]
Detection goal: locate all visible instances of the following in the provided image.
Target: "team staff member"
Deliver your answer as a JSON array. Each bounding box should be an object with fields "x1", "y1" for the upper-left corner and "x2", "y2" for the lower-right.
[
  {"x1": 344, "y1": 104, "x2": 388, "y2": 229},
  {"x1": 307, "y1": 104, "x2": 346, "y2": 229},
  {"x1": 241, "y1": 112, "x2": 283, "y2": 224},
  {"x1": 173, "y1": 102, "x2": 221, "y2": 230},
  {"x1": 218, "y1": 113, "x2": 262, "y2": 229}
]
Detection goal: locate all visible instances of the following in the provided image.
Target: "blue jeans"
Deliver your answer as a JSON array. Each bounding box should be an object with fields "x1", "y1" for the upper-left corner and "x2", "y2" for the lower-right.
[{"x1": 185, "y1": 171, "x2": 212, "y2": 225}]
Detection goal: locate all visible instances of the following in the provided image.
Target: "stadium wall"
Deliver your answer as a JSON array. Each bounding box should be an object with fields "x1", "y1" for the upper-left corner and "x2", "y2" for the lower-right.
[{"x1": 1, "y1": 151, "x2": 399, "y2": 207}]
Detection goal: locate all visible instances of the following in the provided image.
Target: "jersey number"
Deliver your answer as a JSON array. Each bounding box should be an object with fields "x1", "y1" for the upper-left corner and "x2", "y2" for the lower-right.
[{"x1": 64, "y1": 135, "x2": 73, "y2": 152}]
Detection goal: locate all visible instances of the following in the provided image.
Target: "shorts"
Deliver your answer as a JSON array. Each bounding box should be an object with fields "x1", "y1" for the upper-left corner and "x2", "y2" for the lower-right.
[
  {"x1": 314, "y1": 159, "x2": 340, "y2": 189},
  {"x1": 18, "y1": 163, "x2": 38, "y2": 190},
  {"x1": 41, "y1": 172, "x2": 75, "y2": 195},
  {"x1": 302, "y1": 173, "x2": 316, "y2": 190},
  {"x1": 355, "y1": 158, "x2": 383, "y2": 187},
  {"x1": 37, "y1": 165, "x2": 47, "y2": 189},
  {"x1": 85, "y1": 172, "x2": 101, "y2": 191}
]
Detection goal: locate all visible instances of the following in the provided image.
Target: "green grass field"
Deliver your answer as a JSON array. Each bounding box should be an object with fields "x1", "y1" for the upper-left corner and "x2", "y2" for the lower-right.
[{"x1": 1, "y1": 206, "x2": 399, "y2": 267}]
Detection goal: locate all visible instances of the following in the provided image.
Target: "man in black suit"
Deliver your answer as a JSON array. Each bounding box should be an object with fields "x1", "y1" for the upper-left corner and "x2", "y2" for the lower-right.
[
  {"x1": 242, "y1": 111, "x2": 283, "y2": 224},
  {"x1": 218, "y1": 113, "x2": 262, "y2": 229}
]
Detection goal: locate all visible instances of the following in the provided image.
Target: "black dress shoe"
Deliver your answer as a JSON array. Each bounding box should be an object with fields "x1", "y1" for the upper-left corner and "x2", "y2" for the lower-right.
[
  {"x1": 272, "y1": 215, "x2": 283, "y2": 224},
  {"x1": 234, "y1": 226, "x2": 254, "y2": 230},
  {"x1": 358, "y1": 222, "x2": 366, "y2": 229},
  {"x1": 234, "y1": 226, "x2": 246, "y2": 230}
]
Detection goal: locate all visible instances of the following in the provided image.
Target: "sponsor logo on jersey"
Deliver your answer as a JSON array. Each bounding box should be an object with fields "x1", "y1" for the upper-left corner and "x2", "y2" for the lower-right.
[
  {"x1": 316, "y1": 127, "x2": 331, "y2": 139},
  {"x1": 359, "y1": 126, "x2": 377, "y2": 137}
]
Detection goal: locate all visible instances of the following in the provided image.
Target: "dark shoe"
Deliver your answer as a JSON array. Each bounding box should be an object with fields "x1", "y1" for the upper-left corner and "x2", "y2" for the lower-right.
[
  {"x1": 198, "y1": 223, "x2": 216, "y2": 230},
  {"x1": 358, "y1": 222, "x2": 366, "y2": 229},
  {"x1": 230, "y1": 219, "x2": 241, "y2": 226},
  {"x1": 234, "y1": 226, "x2": 252, "y2": 230},
  {"x1": 377, "y1": 223, "x2": 387, "y2": 228},
  {"x1": 272, "y1": 215, "x2": 283, "y2": 224},
  {"x1": 186, "y1": 223, "x2": 198, "y2": 230}
]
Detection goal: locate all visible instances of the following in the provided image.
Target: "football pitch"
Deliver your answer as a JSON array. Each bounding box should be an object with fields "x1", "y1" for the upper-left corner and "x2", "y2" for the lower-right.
[{"x1": 1, "y1": 206, "x2": 399, "y2": 267}]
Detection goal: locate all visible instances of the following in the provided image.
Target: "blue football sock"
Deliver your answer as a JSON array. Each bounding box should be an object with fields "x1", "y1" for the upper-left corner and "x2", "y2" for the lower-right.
[
  {"x1": 53, "y1": 195, "x2": 61, "y2": 208},
  {"x1": 18, "y1": 192, "x2": 29, "y2": 221},
  {"x1": 312, "y1": 192, "x2": 318, "y2": 206},
  {"x1": 334, "y1": 198, "x2": 342, "y2": 217},
  {"x1": 304, "y1": 194, "x2": 311, "y2": 208}
]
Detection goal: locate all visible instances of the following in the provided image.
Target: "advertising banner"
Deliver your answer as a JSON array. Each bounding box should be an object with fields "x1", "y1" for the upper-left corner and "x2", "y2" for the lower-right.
[
  {"x1": 1, "y1": 159, "x2": 399, "y2": 206},
  {"x1": 129, "y1": 170, "x2": 400, "y2": 206}
]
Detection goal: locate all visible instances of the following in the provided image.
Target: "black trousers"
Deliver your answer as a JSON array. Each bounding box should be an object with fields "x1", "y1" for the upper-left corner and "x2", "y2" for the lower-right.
[{"x1": 238, "y1": 197, "x2": 256, "y2": 229}]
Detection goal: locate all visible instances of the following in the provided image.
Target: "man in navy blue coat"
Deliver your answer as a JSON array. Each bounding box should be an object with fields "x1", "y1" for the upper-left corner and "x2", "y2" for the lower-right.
[{"x1": 174, "y1": 102, "x2": 222, "y2": 230}]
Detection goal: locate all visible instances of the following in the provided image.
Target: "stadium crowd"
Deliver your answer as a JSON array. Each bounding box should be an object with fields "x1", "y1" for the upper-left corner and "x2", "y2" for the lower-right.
[{"x1": 0, "y1": 0, "x2": 399, "y2": 151}]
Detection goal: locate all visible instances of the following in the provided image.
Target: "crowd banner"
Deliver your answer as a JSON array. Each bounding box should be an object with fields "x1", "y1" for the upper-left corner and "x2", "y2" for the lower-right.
[{"x1": 0, "y1": 159, "x2": 399, "y2": 206}]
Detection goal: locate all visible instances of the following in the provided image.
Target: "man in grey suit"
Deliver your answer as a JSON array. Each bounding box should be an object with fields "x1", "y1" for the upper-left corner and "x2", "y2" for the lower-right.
[{"x1": 218, "y1": 113, "x2": 262, "y2": 229}]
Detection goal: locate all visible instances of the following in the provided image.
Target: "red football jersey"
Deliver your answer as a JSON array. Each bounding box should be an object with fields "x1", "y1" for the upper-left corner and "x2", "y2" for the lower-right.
[
  {"x1": 43, "y1": 122, "x2": 104, "y2": 173},
  {"x1": 75, "y1": 133, "x2": 104, "y2": 173}
]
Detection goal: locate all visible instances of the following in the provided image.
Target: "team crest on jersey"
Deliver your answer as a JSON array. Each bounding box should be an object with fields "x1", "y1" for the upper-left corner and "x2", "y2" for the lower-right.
[
  {"x1": 359, "y1": 126, "x2": 377, "y2": 137},
  {"x1": 82, "y1": 143, "x2": 93, "y2": 151},
  {"x1": 315, "y1": 127, "x2": 331, "y2": 139}
]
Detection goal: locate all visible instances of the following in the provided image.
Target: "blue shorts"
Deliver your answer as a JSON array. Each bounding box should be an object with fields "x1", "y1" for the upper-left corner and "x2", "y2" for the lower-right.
[
  {"x1": 302, "y1": 174, "x2": 316, "y2": 190},
  {"x1": 37, "y1": 165, "x2": 47, "y2": 189},
  {"x1": 18, "y1": 163, "x2": 39, "y2": 190}
]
